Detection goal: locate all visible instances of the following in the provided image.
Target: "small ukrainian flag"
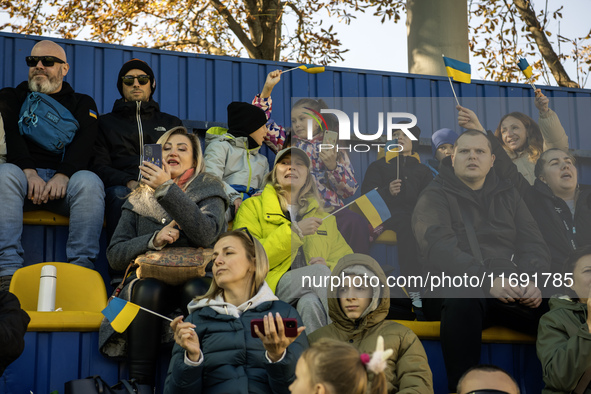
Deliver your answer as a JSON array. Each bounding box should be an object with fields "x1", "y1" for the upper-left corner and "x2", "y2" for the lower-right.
[
  {"x1": 102, "y1": 297, "x2": 141, "y2": 333},
  {"x1": 353, "y1": 189, "x2": 391, "y2": 228},
  {"x1": 517, "y1": 58, "x2": 533, "y2": 79},
  {"x1": 297, "y1": 65, "x2": 325, "y2": 74},
  {"x1": 443, "y1": 56, "x2": 471, "y2": 84},
  {"x1": 89, "y1": 109, "x2": 98, "y2": 119}
]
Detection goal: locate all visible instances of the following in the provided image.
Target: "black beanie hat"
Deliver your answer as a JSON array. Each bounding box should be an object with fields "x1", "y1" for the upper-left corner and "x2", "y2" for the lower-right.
[
  {"x1": 117, "y1": 58, "x2": 156, "y2": 99},
  {"x1": 227, "y1": 102, "x2": 268, "y2": 137}
]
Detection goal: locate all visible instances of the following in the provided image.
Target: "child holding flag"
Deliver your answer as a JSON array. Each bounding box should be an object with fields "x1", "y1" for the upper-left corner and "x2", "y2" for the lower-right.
[
  {"x1": 252, "y1": 70, "x2": 369, "y2": 253},
  {"x1": 361, "y1": 125, "x2": 433, "y2": 308}
]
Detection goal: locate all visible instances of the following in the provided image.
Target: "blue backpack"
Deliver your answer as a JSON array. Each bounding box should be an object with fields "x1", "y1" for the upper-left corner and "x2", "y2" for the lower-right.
[{"x1": 18, "y1": 92, "x2": 79, "y2": 156}]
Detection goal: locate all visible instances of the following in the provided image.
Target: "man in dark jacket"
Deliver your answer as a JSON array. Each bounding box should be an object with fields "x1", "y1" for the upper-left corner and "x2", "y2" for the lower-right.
[
  {"x1": 412, "y1": 130, "x2": 550, "y2": 391},
  {"x1": 92, "y1": 59, "x2": 183, "y2": 244},
  {"x1": 0, "y1": 40, "x2": 104, "y2": 291},
  {"x1": 0, "y1": 291, "x2": 30, "y2": 377}
]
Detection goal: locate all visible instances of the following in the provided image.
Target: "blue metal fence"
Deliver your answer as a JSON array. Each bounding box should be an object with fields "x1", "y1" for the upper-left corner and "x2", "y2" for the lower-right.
[{"x1": 2, "y1": 31, "x2": 591, "y2": 394}]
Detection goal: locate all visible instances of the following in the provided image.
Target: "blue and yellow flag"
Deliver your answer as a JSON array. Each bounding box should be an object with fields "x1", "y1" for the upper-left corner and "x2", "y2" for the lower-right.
[
  {"x1": 443, "y1": 56, "x2": 471, "y2": 84},
  {"x1": 353, "y1": 189, "x2": 391, "y2": 228},
  {"x1": 297, "y1": 64, "x2": 325, "y2": 74},
  {"x1": 517, "y1": 58, "x2": 533, "y2": 79},
  {"x1": 102, "y1": 297, "x2": 141, "y2": 333}
]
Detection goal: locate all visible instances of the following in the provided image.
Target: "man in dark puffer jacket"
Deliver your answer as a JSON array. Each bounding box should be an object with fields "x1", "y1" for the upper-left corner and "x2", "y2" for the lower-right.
[
  {"x1": 412, "y1": 130, "x2": 550, "y2": 391},
  {"x1": 92, "y1": 59, "x2": 183, "y2": 245}
]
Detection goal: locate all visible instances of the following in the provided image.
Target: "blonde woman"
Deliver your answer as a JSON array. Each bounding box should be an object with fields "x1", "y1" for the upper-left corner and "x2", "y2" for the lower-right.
[
  {"x1": 165, "y1": 230, "x2": 307, "y2": 394},
  {"x1": 234, "y1": 147, "x2": 353, "y2": 333},
  {"x1": 107, "y1": 126, "x2": 228, "y2": 387}
]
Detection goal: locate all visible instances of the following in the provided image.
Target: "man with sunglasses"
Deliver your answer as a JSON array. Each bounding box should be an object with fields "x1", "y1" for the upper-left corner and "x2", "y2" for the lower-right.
[
  {"x1": 0, "y1": 40, "x2": 105, "y2": 291},
  {"x1": 92, "y1": 59, "x2": 182, "y2": 250}
]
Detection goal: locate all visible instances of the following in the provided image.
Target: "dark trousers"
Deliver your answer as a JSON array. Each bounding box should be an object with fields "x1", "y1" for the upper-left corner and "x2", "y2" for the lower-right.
[
  {"x1": 386, "y1": 214, "x2": 422, "y2": 291},
  {"x1": 423, "y1": 297, "x2": 548, "y2": 391},
  {"x1": 128, "y1": 277, "x2": 209, "y2": 385},
  {"x1": 105, "y1": 186, "x2": 131, "y2": 278},
  {"x1": 105, "y1": 185, "x2": 131, "y2": 245},
  {"x1": 334, "y1": 207, "x2": 370, "y2": 254}
]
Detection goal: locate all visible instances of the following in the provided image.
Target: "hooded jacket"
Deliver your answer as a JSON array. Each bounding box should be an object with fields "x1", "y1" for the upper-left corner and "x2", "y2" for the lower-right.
[
  {"x1": 361, "y1": 153, "x2": 433, "y2": 230},
  {"x1": 234, "y1": 183, "x2": 353, "y2": 292},
  {"x1": 308, "y1": 254, "x2": 433, "y2": 393},
  {"x1": 488, "y1": 130, "x2": 591, "y2": 276},
  {"x1": 204, "y1": 127, "x2": 269, "y2": 203},
  {"x1": 537, "y1": 297, "x2": 591, "y2": 393},
  {"x1": 412, "y1": 156, "x2": 550, "y2": 287},
  {"x1": 0, "y1": 81, "x2": 98, "y2": 177},
  {"x1": 107, "y1": 173, "x2": 228, "y2": 271},
  {"x1": 93, "y1": 98, "x2": 183, "y2": 188},
  {"x1": 163, "y1": 282, "x2": 308, "y2": 394}
]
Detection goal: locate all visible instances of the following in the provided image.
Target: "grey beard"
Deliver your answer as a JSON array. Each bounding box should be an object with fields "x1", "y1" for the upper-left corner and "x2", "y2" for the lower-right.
[{"x1": 28, "y1": 77, "x2": 60, "y2": 94}]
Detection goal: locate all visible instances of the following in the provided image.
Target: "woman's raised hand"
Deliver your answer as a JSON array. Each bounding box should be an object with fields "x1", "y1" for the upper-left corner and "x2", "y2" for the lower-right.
[
  {"x1": 534, "y1": 89, "x2": 550, "y2": 113},
  {"x1": 154, "y1": 220, "x2": 181, "y2": 248},
  {"x1": 261, "y1": 70, "x2": 282, "y2": 98},
  {"x1": 457, "y1": 105, "x2": 486, "y2": 133},
  {"x1": 253, "y1": 312, "x2": 305, "y2": 362},
  {"x1": 140, "y1": 160, "x2": 171, "y2": 189},
  {"x1": 171, "y1": 316, "x2": 201, "y2": 362}
]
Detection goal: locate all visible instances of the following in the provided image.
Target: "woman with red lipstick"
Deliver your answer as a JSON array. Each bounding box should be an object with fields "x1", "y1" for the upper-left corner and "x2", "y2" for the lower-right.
[
  {"x1": 234, "y1": 147, "x2": 353, "y2": 333},
  {"x1": 106, "y1": 126, "x2": 228, "y2": 387},
  {"x1": 491, "y1": 89, "x2": 568, "y2": 185}
]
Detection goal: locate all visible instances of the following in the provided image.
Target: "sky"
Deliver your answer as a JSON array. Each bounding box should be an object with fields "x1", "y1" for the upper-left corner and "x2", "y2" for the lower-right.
[
  {"x1": 1, "y1": 1, "x2": 589, "y2": 87},
  {"x1": 318, "y1": 0, "x2": 591, "y2": 87}
]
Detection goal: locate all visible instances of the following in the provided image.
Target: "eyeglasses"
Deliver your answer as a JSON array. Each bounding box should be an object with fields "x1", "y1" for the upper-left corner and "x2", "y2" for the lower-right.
[
  {"x1": 234, "y1": 227, "x2": 255, "y2": 244},
  {"x1": 26, "y1": 56, "x2": 66, "y2": 67},
  {"x1": 121, "y1": 75, "x2": 151, "y2": 86}
]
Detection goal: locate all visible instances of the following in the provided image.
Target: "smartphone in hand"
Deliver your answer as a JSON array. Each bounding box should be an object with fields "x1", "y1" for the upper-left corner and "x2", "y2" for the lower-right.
[
  {"x1": 250, "y1": 317, "x2": 298, "y2": 338},
  {"x1": 322, "y1": 130, "x2": 338, "y2": 146},
  {"x1": 144, "y1": 144, "x2": 162, "y2": 168}
]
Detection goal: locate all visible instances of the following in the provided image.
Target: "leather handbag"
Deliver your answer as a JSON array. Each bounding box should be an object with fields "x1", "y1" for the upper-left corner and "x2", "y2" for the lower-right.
[{"x1": 134, "y1": 246, "x2": 212, "y2": 285}]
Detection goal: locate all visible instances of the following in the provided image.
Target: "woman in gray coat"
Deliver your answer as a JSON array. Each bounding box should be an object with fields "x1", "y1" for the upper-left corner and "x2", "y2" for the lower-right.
[{"x1": 107, "y1": 126, "x2": 228, "y2": 387}]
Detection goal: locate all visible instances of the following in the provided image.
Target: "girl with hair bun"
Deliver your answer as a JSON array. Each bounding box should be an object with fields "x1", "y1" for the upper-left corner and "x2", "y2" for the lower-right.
[
  {"x1": 252, "y1": 70, "x2": 369, "y2": 253},
  {"x1": 289, "y1": 337, "x2": 390, "y2": 394}
]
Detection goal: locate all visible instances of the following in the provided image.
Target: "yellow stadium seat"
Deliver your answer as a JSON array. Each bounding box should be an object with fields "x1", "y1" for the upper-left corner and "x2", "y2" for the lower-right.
[
  {"x1": 9, "y1": 262, "x2": 107, "y2": 331},
  {"x1": 23, "y1": 211, "x2": 69, "y2": 226},
  {"x1": 393, "y1": 320, "x2": 535, "y2": 344}
]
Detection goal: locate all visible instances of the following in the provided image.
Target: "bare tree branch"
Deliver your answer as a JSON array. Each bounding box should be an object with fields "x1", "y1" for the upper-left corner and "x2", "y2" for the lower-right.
[{"x1": 513, "y1": 0, "x2": 579, "y2": 87}]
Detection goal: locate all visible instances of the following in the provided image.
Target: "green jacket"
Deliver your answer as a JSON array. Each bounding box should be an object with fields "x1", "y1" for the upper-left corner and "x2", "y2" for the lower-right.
[
  {"x1": 234, "y1": 183, "x2": 353, "y2": 293},
  {"x1": 308, "y1": 254, "x2": 433, "y2": 393},
  {"x1": 537, "y1": 297, "x2": 591, "y2": 393}
]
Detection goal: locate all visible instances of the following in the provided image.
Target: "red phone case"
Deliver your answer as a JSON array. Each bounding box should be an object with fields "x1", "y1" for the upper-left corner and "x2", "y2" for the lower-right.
[{"x1": 250, "y1": 318, "x2": 298, "y2": 338}]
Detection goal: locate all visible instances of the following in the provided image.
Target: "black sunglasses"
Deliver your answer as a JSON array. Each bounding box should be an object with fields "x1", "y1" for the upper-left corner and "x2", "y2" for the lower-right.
[
  {"x1": 121, "y1": 75, "x2": 151, "y2": 86},
  {"x1": 26, "y1": 56, "x2": 66, "y2": 67}
]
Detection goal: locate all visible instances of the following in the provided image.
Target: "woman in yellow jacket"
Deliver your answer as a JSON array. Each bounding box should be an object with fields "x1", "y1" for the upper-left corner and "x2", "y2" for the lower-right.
[{"x1": 234, "y1": 147, "x2": 353, "y2": 333}]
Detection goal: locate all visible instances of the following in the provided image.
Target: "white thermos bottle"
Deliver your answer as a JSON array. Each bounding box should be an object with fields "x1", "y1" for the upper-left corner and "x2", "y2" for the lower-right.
[{"x1": 37, "y1": 265, "x2": 57, "y2": 312}]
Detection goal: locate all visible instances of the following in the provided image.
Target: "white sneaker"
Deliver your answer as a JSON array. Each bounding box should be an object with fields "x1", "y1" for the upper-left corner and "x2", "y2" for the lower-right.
[{"x1": 409, "y1": 291, "x2": 422, "y2": 309}]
